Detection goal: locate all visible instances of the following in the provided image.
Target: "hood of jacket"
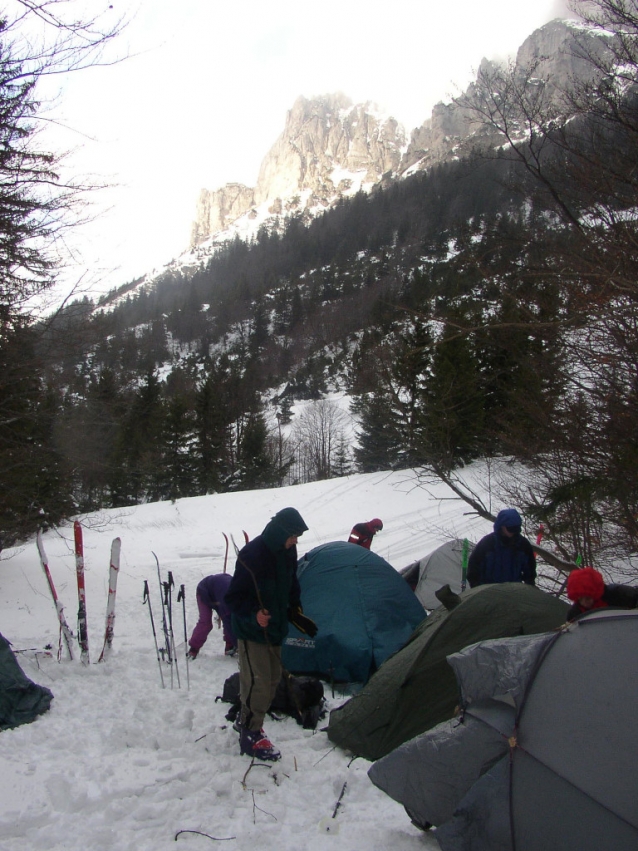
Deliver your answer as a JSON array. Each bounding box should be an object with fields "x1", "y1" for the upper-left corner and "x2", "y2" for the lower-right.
[
  {"x1": 262, "y1": 507, "x2": 308, "y2": 554},
  {"x1": 493, "y1": 508, "x2": 522, "y2": 537}
]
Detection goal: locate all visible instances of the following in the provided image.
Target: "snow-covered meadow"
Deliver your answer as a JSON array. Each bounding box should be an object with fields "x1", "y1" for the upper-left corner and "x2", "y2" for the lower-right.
[{"x1": 0, "y1": 468, "x2": 497, "y2": 851}]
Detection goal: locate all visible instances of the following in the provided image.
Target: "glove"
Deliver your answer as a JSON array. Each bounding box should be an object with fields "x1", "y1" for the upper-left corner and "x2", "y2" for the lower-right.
[{"x1": 288, "y1": 605, "x2": 318, "y2": 637}]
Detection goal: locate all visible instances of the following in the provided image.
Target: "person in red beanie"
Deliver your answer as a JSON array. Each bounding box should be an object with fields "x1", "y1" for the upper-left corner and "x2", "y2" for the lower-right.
[
  {"x1": 348, "y1": 519, "x2": 383, "y2": 550},
  {"x1": 566, "y1": 566, "x2": 638, "y2": 620}
]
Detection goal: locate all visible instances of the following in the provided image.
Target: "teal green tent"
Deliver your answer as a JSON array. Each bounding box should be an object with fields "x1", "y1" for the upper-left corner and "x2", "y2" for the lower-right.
[
  {"x1": 1, "y1": 633, "x2": 53, "y2": 730},
  {"x1": 327, "y1": 583, "x2": 569, "y2": 760},
  {"x1": 282, "y1": 541, "x2": 426, "y2": 684}
]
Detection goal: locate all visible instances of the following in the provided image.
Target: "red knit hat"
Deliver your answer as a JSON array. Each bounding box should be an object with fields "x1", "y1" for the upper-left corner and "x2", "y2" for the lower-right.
[
  {"x1": 370, "y1": 518, "x2": 383, "y2": 531},
  {"x1": 567, "y1": 567, "x2": 605, "y2": 602}
]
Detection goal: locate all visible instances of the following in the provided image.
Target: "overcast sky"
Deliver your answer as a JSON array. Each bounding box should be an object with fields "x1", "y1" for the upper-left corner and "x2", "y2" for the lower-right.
[{"x1": 40, "y1": 0, "x2": 575, "y2": 302}]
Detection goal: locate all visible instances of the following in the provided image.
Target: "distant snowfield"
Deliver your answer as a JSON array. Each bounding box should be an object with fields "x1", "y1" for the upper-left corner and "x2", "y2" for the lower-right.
[{"x1": 0, "y1": 468, "x2": 496, "y2": 851}]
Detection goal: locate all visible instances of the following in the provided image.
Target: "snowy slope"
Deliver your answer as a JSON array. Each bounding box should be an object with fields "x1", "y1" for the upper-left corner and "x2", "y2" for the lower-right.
[{"x1": 0, "y1": 468, "x2": 496, "y2": 851}]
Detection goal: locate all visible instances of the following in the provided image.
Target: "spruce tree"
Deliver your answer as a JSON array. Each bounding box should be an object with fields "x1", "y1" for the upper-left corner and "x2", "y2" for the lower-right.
[
  {"x1": 353, "y1": 390, "x2": 402, "y2": 472},
  {"x1": 236, "y1": 411, "x2": 279, "y2": 490},
  {"x1": 422, "y1": 320, "x2": 484, "y2": 470}
]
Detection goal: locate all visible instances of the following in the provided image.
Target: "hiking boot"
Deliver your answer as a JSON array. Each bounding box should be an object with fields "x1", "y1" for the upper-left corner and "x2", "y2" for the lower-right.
[
  {"x1": 224, "y1": 643, "x2": 237, "y2": 657},
  {"x1": 239, "y1": 727, "x2": 281, "y2": 761},
  {"x1": 187, "y1": 647, "x2": 199, "y2": 660}
]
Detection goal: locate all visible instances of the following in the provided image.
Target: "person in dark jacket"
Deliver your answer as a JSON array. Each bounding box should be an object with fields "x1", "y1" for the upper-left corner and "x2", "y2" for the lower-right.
[
  {"x1": 348, "y1": 518, "x2": 383, "y2": 549},
  {"x1": 467, "y1": 508, "x2": 536, "y2": 588},
  {"x1": 225, "y1": 507, "x2": 317, "y2": 761},
  {"x1": 187, "y1": 573, "x2": 236, "y2": 659},
  {"x1": 566, "y1": 566, "x2": 638, "y2": 620}
]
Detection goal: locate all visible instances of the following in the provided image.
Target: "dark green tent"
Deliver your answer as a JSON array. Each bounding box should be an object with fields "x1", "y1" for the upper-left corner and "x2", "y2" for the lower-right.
[
  {"x1": 327, "y1": 583, "x2": 569, "y2": 760},
  {"x1": 0, "y1": 633, "x2": 53, "y2": 730}
]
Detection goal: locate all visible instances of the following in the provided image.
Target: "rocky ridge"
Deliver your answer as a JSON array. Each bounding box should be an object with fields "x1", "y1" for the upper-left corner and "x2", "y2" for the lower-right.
[
  {"x1": 186, "y1": 19, "x2": 610, "y2": 259},
  {"x1": 190, "y1": 92, "x2": 406, "y2": 248}
]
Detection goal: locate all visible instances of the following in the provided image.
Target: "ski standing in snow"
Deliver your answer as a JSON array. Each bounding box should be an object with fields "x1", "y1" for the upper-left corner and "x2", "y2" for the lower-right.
[
  {"x1": 37, "y1": 531, "x2": 75, "y2": 661},
  {"x1": 74, "y1": 521, "x2": 90, "y2": 664}
]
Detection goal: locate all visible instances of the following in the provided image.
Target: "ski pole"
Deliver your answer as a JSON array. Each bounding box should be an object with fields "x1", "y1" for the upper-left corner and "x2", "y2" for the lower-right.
[
  {"x1": 143, "y1": 580, "x2": 165, "y2": 688},
  {"x1": 165, "y1": 571, "x2": 181, "y2": 689},
  {"x1": 161, "y1": 580, "x2": 175, "y2": 688},
  {"x1": 153, "y1": 551, "x2": 173, "y2": 684},
  {"x1": 222, "y1": 532, "x2": 229, "y2": 573},
  {"x1": 177, "y1": 583, "x2": 190, "y2": 690}
]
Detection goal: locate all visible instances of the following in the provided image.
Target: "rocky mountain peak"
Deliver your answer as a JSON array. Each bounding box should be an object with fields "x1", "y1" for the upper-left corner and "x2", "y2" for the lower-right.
[
  {"x1": 399, "y1": 18, "x2": 609, "y2": 175},
  {"x1": 190, "y1": 18, "x2": 610, "y2": 254},
  {"x1": 190, "y1": 93, "x2": 406, "y2": 249}
]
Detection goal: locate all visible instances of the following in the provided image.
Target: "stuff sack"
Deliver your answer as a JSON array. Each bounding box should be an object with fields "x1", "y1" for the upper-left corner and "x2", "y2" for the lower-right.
[
  {"x1": 0, "y1": 633, "x2": 53, "y2": 730},
  {"x1": 218, "y1": 671, "x2": 325, "y2": 729}
]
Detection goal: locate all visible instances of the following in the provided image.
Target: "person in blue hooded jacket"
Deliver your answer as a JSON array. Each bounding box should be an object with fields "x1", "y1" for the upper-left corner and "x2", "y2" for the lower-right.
[
  {"x1": 467, "y1": 508, "x2": 536, "y2": 588},
  {"x1": 225, "y1": 507, "x2": 317, "y2": 761}
]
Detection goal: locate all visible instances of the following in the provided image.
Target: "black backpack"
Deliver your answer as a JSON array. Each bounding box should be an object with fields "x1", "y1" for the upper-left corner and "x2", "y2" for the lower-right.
[{"x1": 218, "y1": 671, "x2": 325, "y2": 730}]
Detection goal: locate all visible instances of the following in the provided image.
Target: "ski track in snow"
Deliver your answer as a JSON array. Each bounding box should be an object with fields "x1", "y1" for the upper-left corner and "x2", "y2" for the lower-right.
[{"x1": 0, "y1": 469, "x2": 496, "y2": 851}]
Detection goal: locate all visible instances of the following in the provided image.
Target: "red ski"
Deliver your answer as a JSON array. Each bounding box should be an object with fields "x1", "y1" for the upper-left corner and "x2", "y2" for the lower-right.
[
  {"x1": 98, "y1": 537, "x2": 121, "y2": 662},
  {"x1": 74, "y1": 521, "x2": 90, "y2": 664},
  {"x1": 536, "y1": 523, "x2": 545, "y2": 547},
  {"x1": 36, "y1": 531, "x2": 74, "y2": 661}
]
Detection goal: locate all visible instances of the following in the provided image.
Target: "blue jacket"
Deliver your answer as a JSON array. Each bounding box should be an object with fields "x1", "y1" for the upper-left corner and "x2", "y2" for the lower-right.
[{"x1": 467, "y1": 509, "x2": 536, "y2": 587}]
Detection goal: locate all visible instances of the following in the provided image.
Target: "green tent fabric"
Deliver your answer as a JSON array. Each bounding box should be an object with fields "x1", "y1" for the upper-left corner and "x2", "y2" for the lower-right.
[
  {"x1": 281, "y1": 541, "x2": 426, "y2": 684},
  {"x1": 327, "y1": 583, "x2": 569, "y2": 760},
  {"x1": 0, "y1": 633, "x2": 53, "y2": 731}
]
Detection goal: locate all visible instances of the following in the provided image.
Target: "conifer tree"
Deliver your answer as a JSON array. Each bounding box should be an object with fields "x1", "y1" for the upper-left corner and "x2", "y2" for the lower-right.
[
  {"x1": 161, "y1": 395, "x2": 198, "y2": 501},
  {"x1": 236, "y1": 410, "x2": 279, "y2": 490},
  {"x1": 111, "y1": 373, "x2": 165, "y2": 505},
  {"x1": 353, "y1": 390, "x2": 402, "y2": 472},
  {"x1": 0, "y1": 326, "x2": 73, "y2": 544},
  {"x1": 195, "y1": 371, "x2": 232, "y2": 493},
  {"x1": 422, "y1": 320, "x2": 484, "y2": 470}
]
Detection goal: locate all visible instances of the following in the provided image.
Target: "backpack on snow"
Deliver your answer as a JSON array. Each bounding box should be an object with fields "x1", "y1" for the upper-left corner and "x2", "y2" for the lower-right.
[{"x1": 217, "y1": 671, "x2": 325, "y2": 730}]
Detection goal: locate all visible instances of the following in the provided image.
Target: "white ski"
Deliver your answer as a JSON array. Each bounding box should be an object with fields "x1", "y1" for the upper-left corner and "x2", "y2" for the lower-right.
[
  {"x1": 98, "y1": 537, "x2": 121, "y2": 662},
  {"x1": 36, "y1": 531, "x2": 74, "y2": 660}
]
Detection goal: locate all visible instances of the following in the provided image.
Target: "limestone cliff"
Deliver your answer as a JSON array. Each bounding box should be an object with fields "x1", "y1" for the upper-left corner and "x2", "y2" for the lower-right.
[
  {"x1": 191, "y1": 19, "x2": 611, "y2": 249},
  {"x1": 190, "y1": 183, "x2": 255, "y2": 247},
  {"x1": 400, "y1": 19, "x2": 611, "y2": 175},
  {"x1": 190, "y1": 93, "x2": 406, "y2": 247}
]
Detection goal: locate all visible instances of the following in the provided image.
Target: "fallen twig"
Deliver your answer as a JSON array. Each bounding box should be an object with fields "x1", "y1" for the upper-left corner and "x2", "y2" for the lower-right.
[
  {"x1": 313, "y1": 746, "x2": 336, "y2": 767},
  {"x1": 175, "y1": 828, "x2": 236, "y2": 842},
  {"x1": 332, "y1": 781, "x2": 347, "y2": 818}
]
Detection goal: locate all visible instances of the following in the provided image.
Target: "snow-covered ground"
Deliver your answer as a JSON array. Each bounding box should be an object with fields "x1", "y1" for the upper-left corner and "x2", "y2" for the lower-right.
[{"x1": 0, "y1": 468, "x2": 497, "y2": 851}]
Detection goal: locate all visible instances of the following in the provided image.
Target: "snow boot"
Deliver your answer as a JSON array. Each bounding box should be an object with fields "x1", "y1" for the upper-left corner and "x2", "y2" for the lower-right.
[{"x1": 239, "y1": 727, "x2": 281, "y2": 761}]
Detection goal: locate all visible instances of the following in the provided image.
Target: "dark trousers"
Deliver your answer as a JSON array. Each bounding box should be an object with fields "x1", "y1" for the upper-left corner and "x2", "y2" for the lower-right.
[{"x1": 237, "y1": 639, "x2": 282, "y2": 731}]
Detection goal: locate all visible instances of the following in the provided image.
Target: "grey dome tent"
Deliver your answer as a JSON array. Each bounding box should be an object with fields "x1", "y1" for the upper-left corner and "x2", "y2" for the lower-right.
[
  {"x1": 327, "y1": 583, "x2": 568, "y2": 760},
  {"x1": 400, "y1": 538, "x2": 473, "y2": 608},
  {"x1": 0, "y1": 632, "x2": 53, "y2": 730},
  {"x1": 281, "y1": 541, "x2": 426, "y2": 684},
  {"x1": 368, "y1": 609, "x2": 638, "y2": 851}
]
